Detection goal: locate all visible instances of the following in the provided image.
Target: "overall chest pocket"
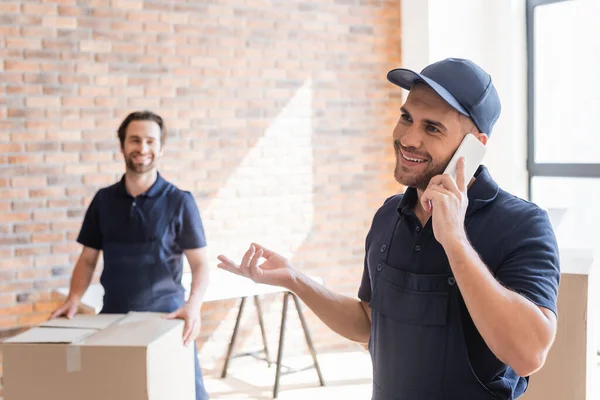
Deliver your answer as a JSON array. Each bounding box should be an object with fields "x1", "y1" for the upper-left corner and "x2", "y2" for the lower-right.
[{"x1": 369, "y1": 264, "x2": 453, "y2": 398}]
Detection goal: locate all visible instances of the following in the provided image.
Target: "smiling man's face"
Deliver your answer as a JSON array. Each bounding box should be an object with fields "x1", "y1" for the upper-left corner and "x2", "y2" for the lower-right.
[
  {"x1": 121, "y1": 120, "x2": 163, "y2": 175},
  {"x1": 392, "y1": 83, "x2": 478, "y2": 190}
]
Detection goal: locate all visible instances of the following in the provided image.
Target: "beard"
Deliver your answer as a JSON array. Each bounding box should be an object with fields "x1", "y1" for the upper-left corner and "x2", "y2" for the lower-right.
[
  {"x1": 393, "y1": 141, "x2": 452, "y2": 191},
  {"x1": 125, "y1": 154, "x2": 156, "y2": 174}
]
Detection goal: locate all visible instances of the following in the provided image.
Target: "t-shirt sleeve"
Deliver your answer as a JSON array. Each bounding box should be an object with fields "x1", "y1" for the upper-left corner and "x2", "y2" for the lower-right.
[
  {"x1": 495, "y1": 208, "x2": 560, "y2": 316},
  {"x1": 175, "y1": 192, "x2": 207, "y2": 250},
  {"x1": 76, "y1": 192, "x2": 103, "y2": 250},
  {"x1": 358, "y1": 228, "x2": 373, "y2": 302}
]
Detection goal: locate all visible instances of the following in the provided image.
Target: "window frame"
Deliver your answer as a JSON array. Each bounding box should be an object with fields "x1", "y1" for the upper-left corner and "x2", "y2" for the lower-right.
[{"x1": 526, "y1": 0, "x2": 600, "y2": 199}]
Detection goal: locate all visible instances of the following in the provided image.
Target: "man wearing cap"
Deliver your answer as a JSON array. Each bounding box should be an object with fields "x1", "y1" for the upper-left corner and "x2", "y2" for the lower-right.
[{"x1": 217, "y1": 58, "x2": 560, "y2": 399}]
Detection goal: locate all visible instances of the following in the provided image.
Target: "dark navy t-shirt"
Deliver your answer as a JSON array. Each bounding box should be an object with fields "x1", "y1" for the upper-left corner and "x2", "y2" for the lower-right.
[
  {"x1": 358, "y1": 166, "x2": 560, "y2": 399},
  {"x1": 77, "y1": 173, "x2": 207, "y2": 313}
]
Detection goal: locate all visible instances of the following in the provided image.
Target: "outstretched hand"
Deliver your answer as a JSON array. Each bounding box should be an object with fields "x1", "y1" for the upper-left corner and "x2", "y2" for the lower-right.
[{"x1": 217, "y1": 243, "x2": 296, "y2": 289}]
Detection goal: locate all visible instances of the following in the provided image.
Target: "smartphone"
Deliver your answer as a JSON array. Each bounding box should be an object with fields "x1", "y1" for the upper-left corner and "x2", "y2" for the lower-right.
[{"x1": 443, "y1": 133, "x2": 487, "y2": 182}]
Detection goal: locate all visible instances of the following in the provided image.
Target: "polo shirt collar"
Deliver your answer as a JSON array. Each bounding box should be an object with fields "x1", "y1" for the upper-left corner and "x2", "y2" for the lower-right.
[{"x1": 116, "y1": 172, "x2": 167, "y2": 199}]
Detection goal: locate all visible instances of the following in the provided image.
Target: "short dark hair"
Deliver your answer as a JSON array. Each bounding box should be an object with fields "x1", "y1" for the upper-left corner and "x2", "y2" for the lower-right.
[{"x1": 117, "y1": 110, "x2": 167, "y2": 148}]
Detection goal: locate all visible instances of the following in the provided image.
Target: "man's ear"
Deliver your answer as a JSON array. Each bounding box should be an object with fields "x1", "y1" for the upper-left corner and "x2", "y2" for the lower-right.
[{"x1": 474, "y1": 132, "x2": 488, "y2": 146}]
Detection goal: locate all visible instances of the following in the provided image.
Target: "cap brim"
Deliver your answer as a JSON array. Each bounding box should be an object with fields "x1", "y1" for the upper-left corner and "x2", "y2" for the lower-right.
[{"x1": 387, "y1": 68, "x2": 470, "y2": 116}]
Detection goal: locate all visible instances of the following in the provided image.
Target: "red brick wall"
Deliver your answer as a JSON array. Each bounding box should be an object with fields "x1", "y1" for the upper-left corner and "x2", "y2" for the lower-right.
[{"x1": 0, "y1": 0, "x2": 402, "y2": 391}]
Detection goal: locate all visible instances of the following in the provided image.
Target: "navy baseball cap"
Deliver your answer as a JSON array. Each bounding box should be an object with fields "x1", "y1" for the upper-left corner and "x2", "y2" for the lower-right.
[{"x1": 387, "y1": 58, "x2": 501, "y2": 136}]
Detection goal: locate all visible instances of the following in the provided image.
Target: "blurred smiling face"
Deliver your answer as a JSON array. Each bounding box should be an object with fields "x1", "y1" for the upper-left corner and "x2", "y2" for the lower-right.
[
  {"x1": 121, "y1": 120, "x2": 163, "y2": 174},
  {"x1": 393, "y1": 83, "x2": 480, "y2": 190}
]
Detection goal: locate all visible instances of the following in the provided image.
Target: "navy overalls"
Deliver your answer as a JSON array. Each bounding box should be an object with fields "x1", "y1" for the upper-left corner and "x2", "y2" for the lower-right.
[
  {"x1": 77, "y1": 173, "x2": 209, "y2": 400},
  {"x1": 359, "y1": 166, "x2": 560, "y2": 400}
]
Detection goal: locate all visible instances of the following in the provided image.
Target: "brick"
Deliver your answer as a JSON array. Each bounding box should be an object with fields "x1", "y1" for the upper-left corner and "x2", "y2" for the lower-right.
[
  {"x1": 0, "y1": 293, "x2": 16, "y2": 305},
  {"x1": 14, "y1": 223, "x2": 49, "y2": 234},
  {"x1": 159, "y1": 12, "x2": 188, "y2": 24},
  {"x1": 66, "y1": 187, "x2": 96, "y2": 197},
  {"x1": 24, "y1": 118, "x2": 57, "y2": 129},
  {"x1": 8, "y1": 154, "x2": 44, "y2": 164},
  {"x1": 111, "y1": 0, "x2": 142, "y2": 10},
  {"x1": 112, "y1": 42, "x2": 144, "y2": 54},
  {"x1": 34, "y1": 254, "x2": 69, "y2": 268},
  {"x1": 30, "y1": 187, "x2": 66, "y2": 198},
  {"x1": 58, "y1": 6, "x2": 92, "y2": 17},
  {"x1": 43, "y1": 85, "x2": 77, "y2": 95},
  {"x1": 33, "y1": 210, "x2": 67, "y2": 221},
  {"x1": 25, "y1": 142, "x2": 60, "y2": 152},
  {"x1": 111, "y1": 86, "x2": 144, "y2": 97},
  {"x1": 127, "y1": 11, "x2": 159, "y2": 22},
  {"x1": 18, "y1": 313, "x2": 52, "y2": 327},
  {"x1": 48, "y1": 198, "x2": 82, "y2": 208},
  {"x1": 62, "y1": 142, "x2": 96, "y2": 152},
  {"x1": 6, "y1": 85, "x2": 42, "y2": 95},
  {"x1": 26, "y1": 97, "x2": 60, "y2": 108},
  {"x1": 144, "y1": 21, "x2": 171, "y2": 33},
  {"x1": 44, "y1": 152, "x2": 80, "y2": 164},
  {"x1": 95, "y1": 53, "x2": 126, "y2": 63},
  {"x1": 80, "y1": 152, "x2": 113, "y2": 163},
  {"x1": 0, "y1": 235, "x2": 31, "y2": 246},
  {"x1": 40, "y1": 62, "x2": 74, "y2": 73},
  {"x1": 79, "y1": 40, "x2": 112, "y2": 53},
  {"x1": 23, "y1": 72, "x2": 59, "y2": 84},
  {"x1": 34, "y1": 301, "x2": 64, "y2": 313},
  {"x1": 0, "y1": 25, "x2": 19, "y2": 37},
  {"x1": 0, "y1": 72, "x2": 24, "y2": 86},
  {"x1": 52, "y1": 242, "x2": 81, "y2": 254},
  {"x1": 79, "y1": 86, "x2": 111, "y2": 97},
  {"x1": 21, "y1": 26, "x2": 55, "y2": 38},
  {"x1": 60, "y1": 118, "x2": 95, "y2": 130},
  {"x1": 61, "y1": 96, "x2": 96, "y2": 108},
  {"x1": 95, "y1": 97, "x2": 126, "y2": 108},
  {"x1": 0, "y1": 316, "x2": 18, "y2": 329},
  {"x1": 32, "y1": 233, "x2": 65, "y2": 244},
  {"x1": 42, "y1": 38, "x2": 78, "y2": 51},
  {"x1": 22, "y1": 2, "x2": 58, "y2": 15},
  {"x1": 0, "y1": 303, "x2": 35, "y2": 317},
  {"x1": 0, "y1": 280, "x2": 34, "y2": 293},
  {"x1": 83, "y1": 174, "x2": 115, "y2": 185},
  {"x1": 47, "y1": 174, "x2": 83, "y2": 186},
  {"x1": 0, "y1": 189, "x2": 28, "y2": 201},
  {"x1": 7, "y1": 108, "x2": 45, "y2": 119},
  {"x1": 64, "y1": 164, "x2": 98, "y2": 174},
  {"x1": 0, "y1": 257, "x2": 32, "y2": 270},
  {"x1": 4, "y1": 60, "x2": 39, "y2": 72},
  {"x1": 0, "y1": 143, "x2": 23, "y2": 153},
  {"x1": 12, "y1": 199, "x2": 47, "y2": 211},
  {"x1": 127, "y1": 98, "x2": 161, "y2": 108},
  {"x1": 42, "y1": 16, "x2": 76, "y2": 29},
  {"x1": 0, "y1": 3, "x2": 19, "y2": 12},
  {"x1": 59, "y1": 74, "x2": 91, "y2": 84},
  {"x1": 75, "y1": 62, "x2": 109, "y2": 74},
  {"x1": 5, "y1": 38, "x2": 43, "y2": 50},
  {"x1": 11, "y1": 176, "x2": 47, "y2": 188}
]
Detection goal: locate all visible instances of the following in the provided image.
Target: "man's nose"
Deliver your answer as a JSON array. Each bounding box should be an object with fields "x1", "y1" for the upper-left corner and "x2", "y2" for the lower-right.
[{"x1": 399, "y1": 125, "x2": 422, "y2": 149}]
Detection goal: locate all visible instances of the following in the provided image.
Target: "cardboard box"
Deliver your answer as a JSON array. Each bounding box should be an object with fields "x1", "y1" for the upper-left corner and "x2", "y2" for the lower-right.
[{"x1": 1, "y1": 312, "x2": 195, "y2": 400}]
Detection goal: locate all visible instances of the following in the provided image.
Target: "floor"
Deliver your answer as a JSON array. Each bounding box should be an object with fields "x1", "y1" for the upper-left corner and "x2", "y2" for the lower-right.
[
  {"x1": 203, "y1": 350, "x2": 600, "y2": 399},
  {"x1": 203, "y1": 350, "x2": 373, "y2": 399}
]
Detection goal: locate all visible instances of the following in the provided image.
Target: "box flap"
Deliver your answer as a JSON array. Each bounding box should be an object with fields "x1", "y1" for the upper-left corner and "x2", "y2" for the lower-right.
[
  {"x1": 81, "y1": 312, "x2": 183, "y2": 347},
  {"x1": 5, "y1": 327, "x2": 98, "y2": 344},
  {"x1": 41, "y1": 314, "x2": 125, "y2": 330}
]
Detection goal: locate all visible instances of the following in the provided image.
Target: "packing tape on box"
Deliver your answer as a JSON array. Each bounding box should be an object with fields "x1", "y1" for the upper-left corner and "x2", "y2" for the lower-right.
[{"x1": 66, "y1": 345, "x2": 82, "y2": 372}]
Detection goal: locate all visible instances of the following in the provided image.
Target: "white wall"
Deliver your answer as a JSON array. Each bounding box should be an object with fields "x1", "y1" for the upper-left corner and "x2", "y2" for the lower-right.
[{"x1": 401, "y1": 0, "x2": 529, "y2": 199}]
